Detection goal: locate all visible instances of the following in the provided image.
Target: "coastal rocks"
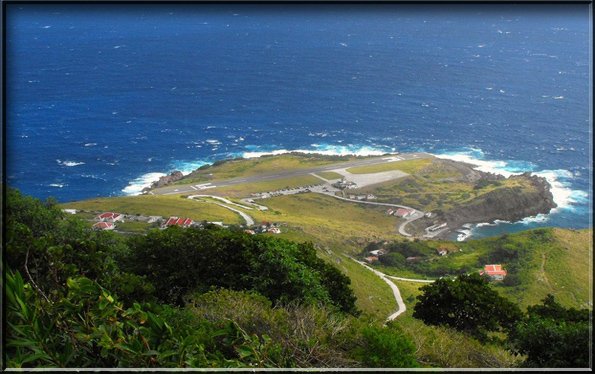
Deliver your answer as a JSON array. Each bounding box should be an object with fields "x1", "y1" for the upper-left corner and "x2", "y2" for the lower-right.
[
  {"x1": 142, "y1": 171, "x2": 184, "y2": 192},
  {"x1": 438, "y1": 174, "x2": 556, "y2": 236}
]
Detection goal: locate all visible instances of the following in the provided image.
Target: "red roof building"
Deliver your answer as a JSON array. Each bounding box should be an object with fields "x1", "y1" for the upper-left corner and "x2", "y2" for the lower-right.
[
  {"x1": 96, "y1": 212, "x2": 123, "y2": 222},
  {"x1": 480, "y1": 264, "x2": 507, "y2": 280},
  {"x1": 164, "y1": 217, "x2": 194, "y2": 228},
  {"x1": 394, "y1": 208, "x2": 413, "y2": 217},
  {"x1": 93, "y1": 221, "x2": 114, "y2": 230}
]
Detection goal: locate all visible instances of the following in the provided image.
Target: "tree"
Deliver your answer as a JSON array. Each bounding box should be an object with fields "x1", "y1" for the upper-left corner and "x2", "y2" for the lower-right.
[
  {"x1": 508, "y1": 295, "x2": 591, "y2": 368},
  {"x1": 125, "y1": 226, "x2": 358, "y2": 314},
  {"x1": 412, "y1": 273, "x2": 522, "y2": 340}
]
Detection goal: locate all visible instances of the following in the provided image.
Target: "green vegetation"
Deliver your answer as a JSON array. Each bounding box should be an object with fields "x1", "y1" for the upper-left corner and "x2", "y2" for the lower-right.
[
  {"x1": 61, "y1": 195, "x2": 241, "y2": 224},
  {"x1": 126, "y1": 226, "x2": 358, "y2": 314},
  {"x1": 114, "y1": 220, "x2": 158, "y2": 234},
  {"x1": 391, "y1": 280, "x2": 524, "y2": 368},
  {"x1": 175, "y1": 154, "x2": 354, "y2": 185},
  {"x1": 508, "y1": 295, "x2": 591, "y2": 368},
  {"x1": 410, "y1": 273, "x2": 591, "y2": 368},
  {"x1": 364, "y1": 228, "x2": 592, "y2": 311},
  {"x1": 347, "y1": 158, "x2": 432, "y2": 175},
  {"x1": 355, "y1": 158, "x2": 536, "y2": 212},
  {"x1": 315, "y1": 171, "x2": 343, "y2": 180},
  {"x1": 413, "y1": 273, "x2": 523, "y2": 341},
  {"x1": 249, "y1": 193, "x2": 401, "y2": 254},
  {"x1": 205, "y1": 175, "x2": 321, "y2": 198},
  {"x1": 5, "y1": 187, "x2": 420, "y2": 368}
]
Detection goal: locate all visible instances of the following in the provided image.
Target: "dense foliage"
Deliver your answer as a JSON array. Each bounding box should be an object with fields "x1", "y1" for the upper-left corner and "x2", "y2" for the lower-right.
[
  {"x1": 124, "y1": 226, "x2": 358, "y2": 314},
  {"x1": 412, "y1": 273, "x2": 523, "y2": 340},
  {"x1": 4, "y1": 188, "x2": 417, "y2": 368},
  {"x1": 508, "y1": 295, "x2": 591, "y2": 368}
]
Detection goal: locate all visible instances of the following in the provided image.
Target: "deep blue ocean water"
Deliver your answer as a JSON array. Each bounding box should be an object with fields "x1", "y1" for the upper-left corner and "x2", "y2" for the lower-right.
[{"x1": 6, "y1": 4, "x2": 592, "y2": 240}]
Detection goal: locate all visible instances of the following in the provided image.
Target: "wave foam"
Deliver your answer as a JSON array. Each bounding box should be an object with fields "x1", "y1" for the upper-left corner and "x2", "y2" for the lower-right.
[
  {"x1": 242, "y1": 144, "x2": 396, "y2": 159},
  {"x1": 435, "y1": 148, "x2": 586, "y2": 213},
  {"x1": 57, "y1": 159, "x2": 85, "y2": 167},
  {"x1": 122, "y1": 172, "x2": 167, "y2": 195}
]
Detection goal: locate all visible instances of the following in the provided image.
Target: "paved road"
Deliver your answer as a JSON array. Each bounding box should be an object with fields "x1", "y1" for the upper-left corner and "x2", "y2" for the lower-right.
[
  {"x1": 348, "y1": 257, "x2": 407, "y2": 323},
  {"x1": 322, "y1": 193, "x2": 424, "y2": 237},
  {"x1": 152, "y1": 152, "x2": 432, "y2": 196},
  {"x1": 349, "y1": 257, "x2": 440, "y2": 323},
  {"x1": 188, "y1": 195, "x2": 255, "y2": 226}
]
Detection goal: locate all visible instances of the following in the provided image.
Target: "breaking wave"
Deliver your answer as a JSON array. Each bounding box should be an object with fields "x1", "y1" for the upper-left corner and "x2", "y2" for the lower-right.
[
  {"x1": 122, "y1": 172, "x2": 167, "y2": 195},
  {"x1": 241, "y1": 143, "x2": 396, "y2": 158}
]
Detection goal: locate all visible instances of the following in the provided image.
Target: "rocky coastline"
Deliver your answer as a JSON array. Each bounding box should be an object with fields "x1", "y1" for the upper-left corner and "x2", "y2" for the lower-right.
[
  {"x1": 412, "y1": 172, "x2": 557, "y2": 239},
  {"x1": 141, "y1": 171, "x2": 184, "y2": 193}
]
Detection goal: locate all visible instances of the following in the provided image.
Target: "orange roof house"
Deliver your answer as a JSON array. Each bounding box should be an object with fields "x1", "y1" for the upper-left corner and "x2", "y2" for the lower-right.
[
  {"x1": 480, "y1": 264, "x2": 507, "y2": 280},
  {"x1": 93, "y1": 221, "x2": 114, "y2": 230}
]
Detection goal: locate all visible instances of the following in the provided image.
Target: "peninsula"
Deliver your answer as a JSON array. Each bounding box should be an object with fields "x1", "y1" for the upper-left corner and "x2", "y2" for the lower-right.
[{"x1": 138, "y1": 152, "x2": 556, "y2": 240}]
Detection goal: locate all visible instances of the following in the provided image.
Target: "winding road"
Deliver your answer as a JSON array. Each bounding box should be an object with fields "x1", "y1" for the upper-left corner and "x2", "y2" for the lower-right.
[
  {"x1": 322, "y1": 193, "x2": 425, "y2": 237},
  {"x1": 348, "y1": 256, "x2": 437, "y2": 323},
  {"x1": 188, "y1": 195, "x2": 255, "y2": 226}
]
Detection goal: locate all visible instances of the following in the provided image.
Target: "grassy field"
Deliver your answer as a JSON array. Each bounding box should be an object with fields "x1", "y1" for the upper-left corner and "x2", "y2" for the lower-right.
[
  {"x1": 114, "y1": 220, "x2": 157, "y2": 234},
  {"x1": 358, "y1": 171, "x2": 536, "y2": 212},
  {"x1": 366, "y1": 228, "x2": 592, "y2": 311},
  {"x1": 494, "y1": 228, "x2": 592, "y2": 310},
  {"x1": 205, "y1": 175, "x2": 321, "y2": 198},
  {"x1": 60, "y1": 195, "x2": 242, "y2": 224},
  {"x1": 346, "y1": 158, "x2": 432, "y2": 175},
  {"x1": 174, "y1": 154, "x2": 354, "y2": 185},
  {"x1": 248, "y1": 193, "x2": 402, "y2": 255},
  {"x1": 314, "y1": 171, "x2": 343, "y2": 180}
]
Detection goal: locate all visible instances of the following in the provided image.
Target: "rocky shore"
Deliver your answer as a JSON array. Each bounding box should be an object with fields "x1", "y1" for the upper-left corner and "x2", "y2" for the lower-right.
[
  {"x1": 410, "y1": 172, "x2": 557, "y2": 239},
  {"x1": 142, "y1": 171, "x2": 184, "y2": 193}
]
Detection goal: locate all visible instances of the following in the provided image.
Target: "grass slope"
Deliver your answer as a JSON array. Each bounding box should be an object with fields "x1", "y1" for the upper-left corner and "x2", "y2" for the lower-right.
[
  {"x1": 392, "y1": 280, "x2": 524, "y2": 368},
  {"x1": 60, "y1": 195, "x2": 242, "y2": 224},
  {"x1": 175, "y1": 154, "x2": 354, "y2": 185},
  {"x1": 347, "y1": 158, "x2": 432, "y2": 175},
  {"x1": 367, "y1": 228, "x2": 592, "y2": 311},
  {"x1": 205, "y1": 175, "x2": 321, "y2": 198}
]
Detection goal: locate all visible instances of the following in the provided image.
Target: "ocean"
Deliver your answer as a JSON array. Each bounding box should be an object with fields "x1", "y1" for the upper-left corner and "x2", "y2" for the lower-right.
[{"x1": 5, "y1": 4, "x2": 592, "y2": 240}]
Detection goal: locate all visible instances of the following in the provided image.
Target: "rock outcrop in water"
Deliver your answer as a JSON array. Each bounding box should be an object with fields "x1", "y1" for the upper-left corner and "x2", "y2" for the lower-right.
[
  {"x1": 142, "y1": 171, "x2": 184, "y2": 193},
  {"x1": 411, "y1": 172, "x2": 556, "y2": 239},
  {"x1": 445, "y1": 173, "x2": 555, "y2": 226}
]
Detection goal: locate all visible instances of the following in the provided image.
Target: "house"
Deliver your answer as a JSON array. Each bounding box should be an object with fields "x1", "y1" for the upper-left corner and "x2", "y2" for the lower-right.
[
  {"x1": 163, "y1": 217, "x2": 194, "y2": 228},
  {"x1": 366, "y1": 194, "x2": 377, "y2": 200},
  {"x1": 386, "y1": 209, "x2": 395, "y2": 216},
  {"x1": 364, "y1": 256, "x2": 379, "y2": 264},
  {"x1": 480, "y1": 264, "x2": 507, "y2": 281},
  {"x1": 96, "y1": 212, "x2": 123, "y2": 222},
  {"x1": 268, "y1": 227, "x2": 281, "y2": 234},
  {"x1": 394, "y1": 208, "x2": 413, "y2": 218},
  {"x1": 436, "y1": 248, "x2": 448, "y2": 256},
  {"x1": 93, "y1": 221, "x2": 114, "y2": 231},
  {"x1": 62, "y1": 209, "x2": 77, "y2": 215},
  {"x1": 244, "y1": 229, "x2": 256, "y2": 235},
  {"x1": 369, "y1": 249, "x2": 386, "y2": 256}
]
